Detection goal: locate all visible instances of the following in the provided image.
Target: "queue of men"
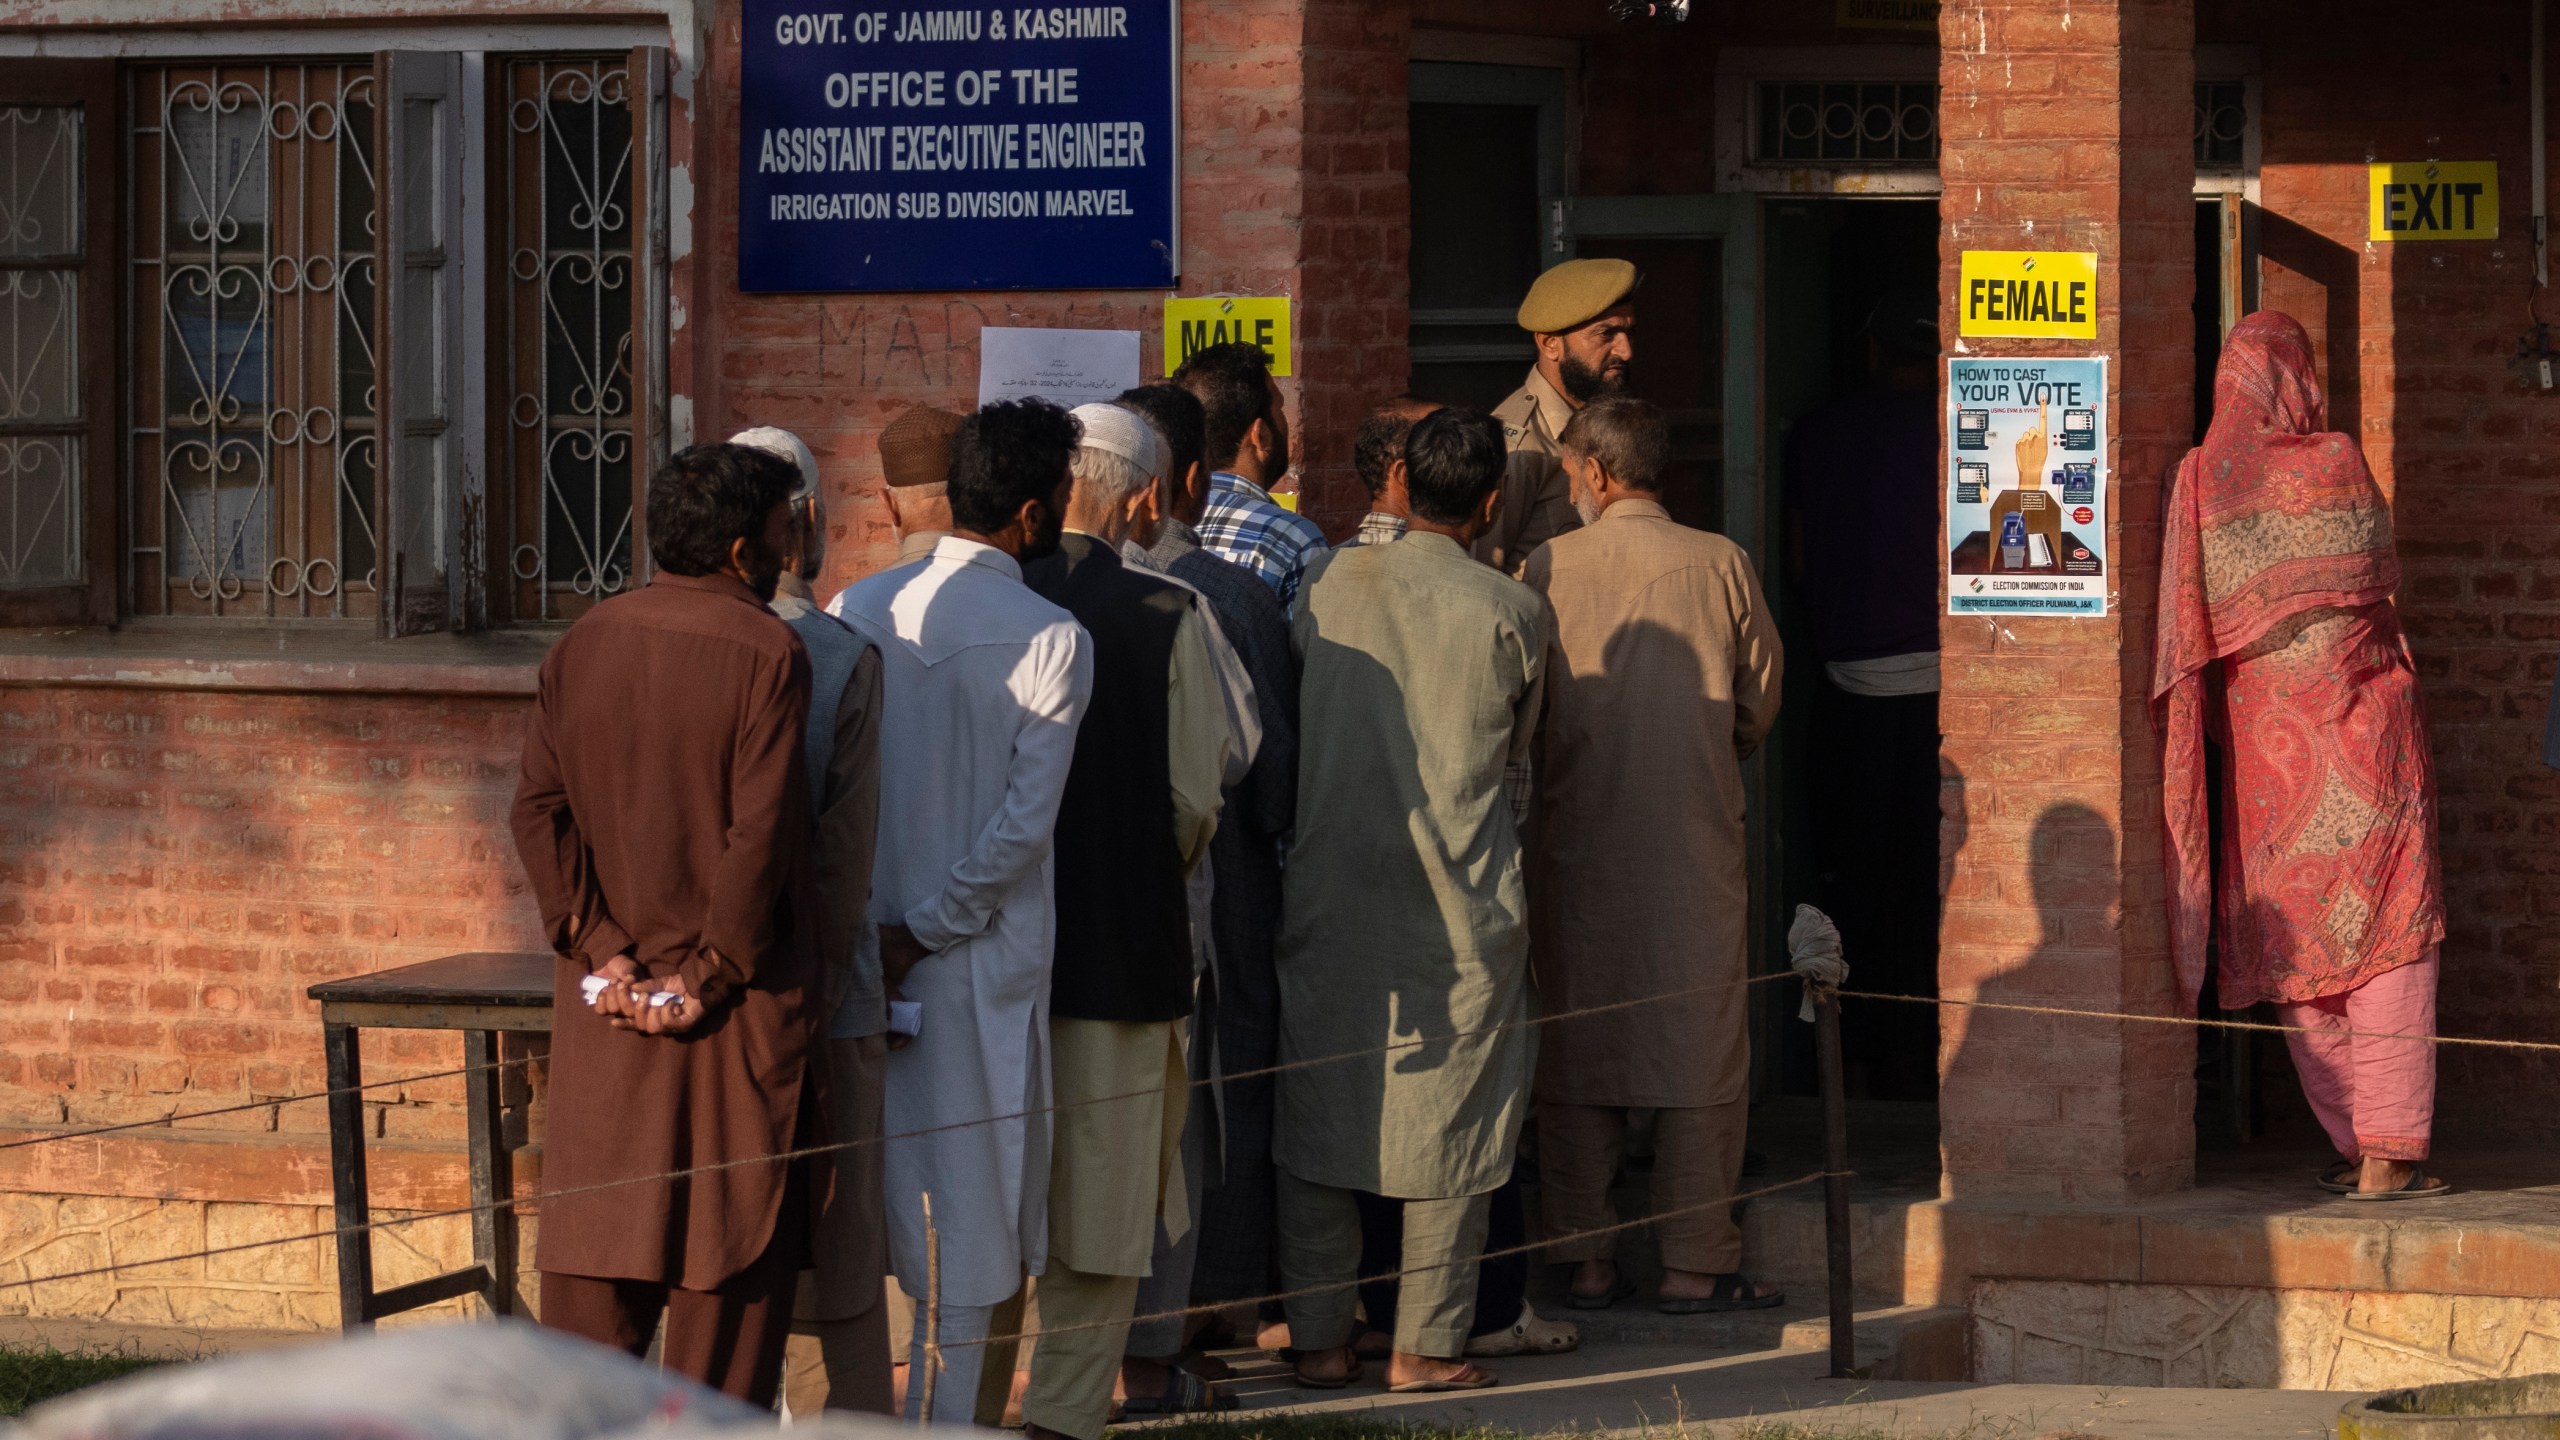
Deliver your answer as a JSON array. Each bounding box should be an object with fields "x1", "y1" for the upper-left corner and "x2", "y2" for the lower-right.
[{"x1": 508, "y1": 257, "x2": 1785, "y2": 1424}]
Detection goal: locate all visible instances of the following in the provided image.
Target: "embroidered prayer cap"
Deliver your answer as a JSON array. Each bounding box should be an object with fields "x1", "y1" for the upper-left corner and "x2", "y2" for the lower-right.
[
  {"x1": 1070, "y1": 402, "x2": 1167, "y2": 479},
  {"x1": 878, "y1": 404, "x2": 965, "y2": 496},
  {"x1": 1517, "y1": 258, "x2": 1641, "y2": 334},
  {"x1": 728, "y1": 426, "x2": 820, "y2": 502}
]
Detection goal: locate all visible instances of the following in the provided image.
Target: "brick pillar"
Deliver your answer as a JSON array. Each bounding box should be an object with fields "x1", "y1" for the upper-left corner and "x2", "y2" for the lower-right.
[
  {"x1": 1177, "y1": 0, "x2": 1409, "y2": 540},
  {"x1": 1935, "y1": 0, "x2": 2196, "y2": 1200}
]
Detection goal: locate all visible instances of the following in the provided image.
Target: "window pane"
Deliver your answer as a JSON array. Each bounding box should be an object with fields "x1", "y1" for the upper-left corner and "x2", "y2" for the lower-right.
[
  {"x1": 0, "y1": 105, "x2": 80, "y2": 259},
  {"x1": 130, "y1": 64, "x2": 381, "y2": 619},
  {"x1": 504, "y1": 57, "x2": 637, "y2": 620},
  {"x1": 0, "y1": 104, "x2": 81, "y2": 590}
]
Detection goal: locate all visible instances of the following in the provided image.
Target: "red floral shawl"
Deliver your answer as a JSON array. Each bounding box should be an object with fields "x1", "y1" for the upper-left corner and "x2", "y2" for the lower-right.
[{"x1": 2154, "y1": 312, "x2": 2435, "y2": 1008}]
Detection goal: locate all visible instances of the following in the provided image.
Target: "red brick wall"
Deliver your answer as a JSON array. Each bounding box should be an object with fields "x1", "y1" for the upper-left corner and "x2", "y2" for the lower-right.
[
  {"x1": 2219, "y1": 1, "x2": 2560, "y2": 1113},
  {"x1": 1935, "y1": 0, "x2": 2197, "y2": 1199},
  {"x1": 0, "y1": 685, "x2": 540, "y2": 1149},
  {"x1": 702, "y1": 0, "x2": 1415, "y2": 580}
]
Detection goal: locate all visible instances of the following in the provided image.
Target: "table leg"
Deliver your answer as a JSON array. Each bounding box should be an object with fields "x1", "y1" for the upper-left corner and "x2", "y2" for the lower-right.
[
  {"x1": 324, "y1": 1022, "x2": 375, "y2": 1331},
  {"x1": 464, "y1": 1028, "x2": 516, "y2": 1316}
]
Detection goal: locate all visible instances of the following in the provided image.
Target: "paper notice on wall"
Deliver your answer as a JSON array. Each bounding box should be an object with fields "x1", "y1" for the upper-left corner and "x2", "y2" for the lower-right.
[
  {"x1": 1947, "y1": 356, "x2": 2108, "y2": 618},
  {"x1": 976, "y1": 326, "x2": 1142, "y2": 409}
]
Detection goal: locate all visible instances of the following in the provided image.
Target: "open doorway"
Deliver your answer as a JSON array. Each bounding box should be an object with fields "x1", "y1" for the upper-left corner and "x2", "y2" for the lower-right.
[{"x1": 1766, "y1": 198, "x2": 1943, "y2": 1105}]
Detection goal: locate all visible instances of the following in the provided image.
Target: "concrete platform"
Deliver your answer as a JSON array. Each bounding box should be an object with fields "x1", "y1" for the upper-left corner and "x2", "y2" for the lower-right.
[{"x1": 1716, "y1": 1100, "x2": 2560, "y2": 1389}]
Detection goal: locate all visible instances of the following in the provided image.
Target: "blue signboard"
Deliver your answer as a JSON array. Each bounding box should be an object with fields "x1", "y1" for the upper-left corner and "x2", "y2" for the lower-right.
[{"x1": 739, "y1": 2, "x2": 1179, "y2": 292}]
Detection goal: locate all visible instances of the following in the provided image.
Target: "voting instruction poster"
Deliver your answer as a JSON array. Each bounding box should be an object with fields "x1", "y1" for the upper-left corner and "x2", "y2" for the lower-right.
[{"x1": 1946, "y1": 356, "x2": 2108, "y2": 617}]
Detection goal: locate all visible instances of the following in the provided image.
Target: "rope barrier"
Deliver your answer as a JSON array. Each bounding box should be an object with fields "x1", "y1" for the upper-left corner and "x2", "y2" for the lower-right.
[
  {"x1": 0, "y1": 1056, "x2": 540, "y2": 1154},
  {"x1": 2, "y1": 972, "x2": 2531, "y2": 1303},
  {"x1": 927, "y1": 1170, "x2": 1846, "y2": 1354},
  {"x1": 0, "y1": 970, "x2": 1795, "y2": 1296},
  {"x1": 1837, "y1": 988, "x2": 2560, "y2": 1054}
]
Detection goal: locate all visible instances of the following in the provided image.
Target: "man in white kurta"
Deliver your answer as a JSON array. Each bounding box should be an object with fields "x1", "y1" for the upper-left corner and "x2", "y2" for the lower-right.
[{"x1": 831, "y1": 400, "x2": 1093, "y2": 1426}]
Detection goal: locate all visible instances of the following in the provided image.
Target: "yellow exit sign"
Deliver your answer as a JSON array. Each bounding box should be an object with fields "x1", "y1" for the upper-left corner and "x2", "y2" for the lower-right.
[
  {"x1": 2369, "y1": 161, "x2": 2498, "y2": 240},
  {"x1": 1164, "y1": 296, "x2": 1292, "y2": 377},
  {"x1": 1958, "y1": 251, "x2": 2099, "y2": 340}
]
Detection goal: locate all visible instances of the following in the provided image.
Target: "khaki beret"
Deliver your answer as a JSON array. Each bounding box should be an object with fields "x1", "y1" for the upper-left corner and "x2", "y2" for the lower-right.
[
  {"x1": 1517, "y1": 258, "x2": 1641, "y2": 334},
  {"x1": 879, "y1": 404, "x2": 963, "y2": 490}
]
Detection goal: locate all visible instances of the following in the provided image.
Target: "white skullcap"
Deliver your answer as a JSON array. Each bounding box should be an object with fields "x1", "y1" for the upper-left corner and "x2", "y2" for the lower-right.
[
  {"x1": 728, "y1": 426, "x2": 820, "y2": 502},
  {"x1": 1069, "y1": 402, "x2": 1165, "y2": 480}
]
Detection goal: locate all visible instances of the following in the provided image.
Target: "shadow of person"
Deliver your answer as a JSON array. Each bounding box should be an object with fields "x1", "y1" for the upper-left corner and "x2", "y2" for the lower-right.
[{"x1": 1937, "y1": 800, "x2": 2197, "y2": 1202}]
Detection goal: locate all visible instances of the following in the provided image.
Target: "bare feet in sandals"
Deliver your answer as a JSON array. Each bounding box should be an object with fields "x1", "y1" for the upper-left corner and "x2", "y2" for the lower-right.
[
  {"x1": 1657, "y1": 1266, "x2": 1785, "y2": 1313},
  {"x1": 2347, "y1": 1157, "x2": 2451, "y2": 1200},
  {"x1": 1387, "y1": 1353, "x2": 1498, "y2": 1393},
  {"x1": 1290, "y1": 1344, "x2": 1363, "y2": 1389}
]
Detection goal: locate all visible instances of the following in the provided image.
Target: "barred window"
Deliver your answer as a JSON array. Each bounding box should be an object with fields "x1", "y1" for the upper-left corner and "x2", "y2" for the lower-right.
[
  {"x1": 0, "y1": 47, "x2": 663, "y2": 634},
  {"x1": 1752, "y1": 81, "x2": 1938, "y2": 166},
  {"x1": 128, "y1": 64, "x2": 382, "y2": 621},
  {"x1": 502, "y1": 57, "x2": 639, "y2": 621}
]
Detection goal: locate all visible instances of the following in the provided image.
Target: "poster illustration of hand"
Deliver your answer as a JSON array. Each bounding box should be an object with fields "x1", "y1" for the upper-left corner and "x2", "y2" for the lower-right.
[{"x1": 1946, "y1": 356, "x2": 2108, "y2": 617}]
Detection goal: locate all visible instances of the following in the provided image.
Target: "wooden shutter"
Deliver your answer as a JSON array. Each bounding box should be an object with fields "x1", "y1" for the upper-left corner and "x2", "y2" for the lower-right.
[
  {"x1": 0, "y1": 60, "x2": 114, "y2": 627},
  {"x1": 375, "y1": 51, "x2": 466, "y2": 636}
]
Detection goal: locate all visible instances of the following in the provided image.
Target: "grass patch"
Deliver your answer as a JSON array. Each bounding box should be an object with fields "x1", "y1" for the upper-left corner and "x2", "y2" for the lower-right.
[
  {"x1": 0, "y1": 1346, "x2": 159, "y2": 1417},
  {"x1": 1126, "y1": 1418, "x2": 1945, "y2": 1440}
]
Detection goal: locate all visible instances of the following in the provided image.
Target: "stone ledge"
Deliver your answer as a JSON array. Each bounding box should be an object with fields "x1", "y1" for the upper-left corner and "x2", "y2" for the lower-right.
[
  {"x1": 0, "y1": 1128, "x2": 542, "y2": 1212},
  {"x1": 0, "y1": 626, "x2": 555, "y2": 697}
]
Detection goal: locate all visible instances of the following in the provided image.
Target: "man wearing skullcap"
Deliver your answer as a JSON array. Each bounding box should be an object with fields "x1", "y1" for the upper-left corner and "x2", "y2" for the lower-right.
[
  {"x1": 878, "y1": 404, "x2": 965, "y2": 563},
  {"x1": 1014, "y1": 402, "x2": 1233, "y2": 1439},
  {"x1": 728, "y1": 427, "x2": 892, "y2": 1414},
  {"x1": 1487, "y1": 258, "x2": 1640, "y2": 574}
]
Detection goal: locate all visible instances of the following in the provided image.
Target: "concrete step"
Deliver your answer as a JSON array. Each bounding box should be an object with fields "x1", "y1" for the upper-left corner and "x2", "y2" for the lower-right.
[{"x1": 1544, "y1": 1296, "x2": 1963, "y2": 1380}]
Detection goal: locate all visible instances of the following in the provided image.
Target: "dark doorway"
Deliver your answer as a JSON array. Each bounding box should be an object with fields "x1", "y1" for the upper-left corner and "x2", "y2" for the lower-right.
[{"x1": 1766, "y1": 197, "x2": 1943, "y2": 1104}]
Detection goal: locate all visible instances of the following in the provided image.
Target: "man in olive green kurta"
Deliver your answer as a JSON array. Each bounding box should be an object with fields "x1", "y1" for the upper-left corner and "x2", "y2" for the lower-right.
[
  {"x1": 1273, "y1": 407, "x2": 1547, "y2": 1393},
  {"x1": 1525, "y1": 397, "x2": 1784, "y2": 1315}
]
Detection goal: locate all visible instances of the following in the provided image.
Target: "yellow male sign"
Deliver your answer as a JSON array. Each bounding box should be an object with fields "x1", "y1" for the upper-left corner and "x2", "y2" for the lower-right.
[
  {"x1": 1164, "y1": 296, "x2": 1292, "y2": 377},
  {"x1": 2368, "y1": 161, "x2": 2499, "y2": 241},
  {"x1": 1958, "y1": 251, "x2": 2099, "y2": 340}
]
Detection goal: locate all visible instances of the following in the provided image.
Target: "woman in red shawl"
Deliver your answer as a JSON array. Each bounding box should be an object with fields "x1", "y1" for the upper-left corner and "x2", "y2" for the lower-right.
[{"x1": 2155, "y1": 311, "x2": 2448, "y2": 1200}]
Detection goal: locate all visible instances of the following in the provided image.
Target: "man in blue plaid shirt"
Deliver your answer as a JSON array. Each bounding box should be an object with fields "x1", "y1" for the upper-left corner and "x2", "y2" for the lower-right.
[{"x1": 1174, "y1": 343, "x2": 1328, "y2": 608}]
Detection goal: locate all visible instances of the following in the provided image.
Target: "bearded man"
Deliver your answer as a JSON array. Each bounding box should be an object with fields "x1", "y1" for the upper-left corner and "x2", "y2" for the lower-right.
[{"x1": 1486, "y1": 259, "x2": 1639, "y2": 575}]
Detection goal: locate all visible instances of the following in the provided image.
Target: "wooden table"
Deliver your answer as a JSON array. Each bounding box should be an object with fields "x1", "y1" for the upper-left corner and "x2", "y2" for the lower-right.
[{"x1": 306, "y1": 952, "x2": 553, "y2": 1332}]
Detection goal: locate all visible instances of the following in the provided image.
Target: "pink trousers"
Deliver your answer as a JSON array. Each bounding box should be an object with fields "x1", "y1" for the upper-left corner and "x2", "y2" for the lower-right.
[{"x1": 2274, "y1": 948, "x2": 2438, "y2": 1163}]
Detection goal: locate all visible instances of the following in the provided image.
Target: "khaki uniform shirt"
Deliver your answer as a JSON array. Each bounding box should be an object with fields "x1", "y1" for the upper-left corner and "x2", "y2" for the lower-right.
[
  {"x1": 1273, "y1": 533, "x2": 1549, "y2": 1199},
  {"x1": 1484, "y1": 366, "x2": 1585, "y2": 575},
  {"x1": 1524, "y1": 498, "x2": 1783, "y2": 1110}
]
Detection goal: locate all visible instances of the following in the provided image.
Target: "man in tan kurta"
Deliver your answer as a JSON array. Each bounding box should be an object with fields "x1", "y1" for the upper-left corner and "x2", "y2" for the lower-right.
[
  {"x1": 1273, "y1": 406, "x2": 1547, "y2": 1393},
  {"x1": 510, "y1": 443, "x2": 818, "y2": 1403},
  {"x1": 1523, "y1": 397, "x2": 1784, "y2": 1314},
  {"x1": 1483, "y1": 258, "x2": 1639, "y2": 575}
]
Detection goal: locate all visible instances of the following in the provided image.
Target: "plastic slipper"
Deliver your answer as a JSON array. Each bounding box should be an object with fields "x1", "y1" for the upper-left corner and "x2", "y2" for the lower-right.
[
  {"x1": 1465, "y1": 1301, "x2": 1580, "y2": 1358},
  {"x1": 1175, "y1": 1347, "x2": 1236, "y2": 1382},
  {"x1": 1119, "y1": 1368, "x2": 1235, "y2": 1416},
  {"x1": 2317, "y1": 1160, "x2": 2358, "y2": 1195},
  {"x1": 1659, "y1": 1272, "x2": 1786, "y2": 1314},
  {"x1": 1388, "y1": 1363, "x2": 1499, "y2": 1394},
  {"x1": 1565, "y1": 1273, "x2": 1637, "y2": 1311},
  {"x1": 2343, "y1": 1171, "x2": 2453, "y2": 1202}
]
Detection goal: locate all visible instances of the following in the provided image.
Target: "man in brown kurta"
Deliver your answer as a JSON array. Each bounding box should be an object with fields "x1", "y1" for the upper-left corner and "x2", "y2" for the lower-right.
[
  {"x1": 1522, "y1": 397, "x2": 1784, "y2": 1315},
  {"x1": 511, "y1": 443, "x2": 818, "y2": 1402}
]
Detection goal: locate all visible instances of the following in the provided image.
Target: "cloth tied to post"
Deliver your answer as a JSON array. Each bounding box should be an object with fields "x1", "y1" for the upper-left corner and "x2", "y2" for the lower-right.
[{"x1": 1788, "y1": 903, "x2": 1847, "y2": 1022}]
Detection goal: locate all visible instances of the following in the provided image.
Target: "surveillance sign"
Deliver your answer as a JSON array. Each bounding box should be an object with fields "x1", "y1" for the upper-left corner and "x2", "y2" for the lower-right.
[
  {"x1": 1947, "y1": 356, "x2": 2108, "y2": 617},
  {"x1": 739, "y1": 3, "x2": 1178, "y2": 291}
]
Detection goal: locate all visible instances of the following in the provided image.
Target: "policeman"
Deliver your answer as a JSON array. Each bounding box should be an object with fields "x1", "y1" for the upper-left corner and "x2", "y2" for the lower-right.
[{"x1": 1484, "y1": 257, "x2": 1639, "y2": 573}]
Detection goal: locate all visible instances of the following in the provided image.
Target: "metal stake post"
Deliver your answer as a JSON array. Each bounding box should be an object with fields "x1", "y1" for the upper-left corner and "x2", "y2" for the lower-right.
[{"x1": 1812, "y1": 982, "x2": 1856, "y2": 1379}]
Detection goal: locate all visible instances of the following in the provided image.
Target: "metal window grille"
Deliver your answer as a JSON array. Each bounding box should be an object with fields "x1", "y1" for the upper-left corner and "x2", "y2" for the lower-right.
[
  {"x1": 127, "y1": 64, "x2": 379, "y2": 620},
  {"x1": 1752, "y1": 81, "x2": 1938, "y2": 165},
  {"x1": 2195, "y1": 80, "x2": 2247, "y2": 173},
  {"x1": 502, "y1": 57, "x2": 636, "y2": 622},
  {"x1": 0, "y1": 105, "x2": 83, "y2": 590}
]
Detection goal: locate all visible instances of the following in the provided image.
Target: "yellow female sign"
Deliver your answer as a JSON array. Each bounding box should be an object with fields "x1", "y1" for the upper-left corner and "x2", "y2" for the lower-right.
[{"x1": 1957, "y1": 251, "x2": 2099, "y2": 340}]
